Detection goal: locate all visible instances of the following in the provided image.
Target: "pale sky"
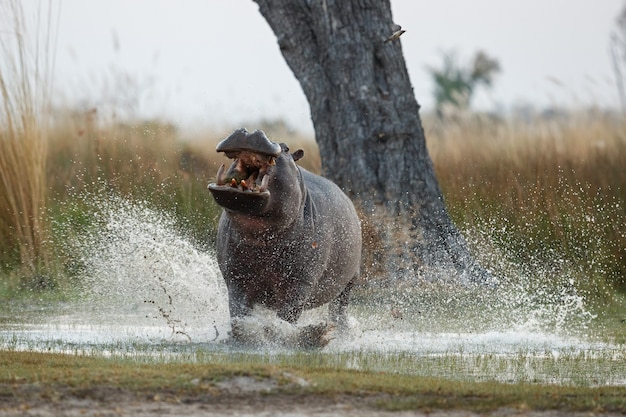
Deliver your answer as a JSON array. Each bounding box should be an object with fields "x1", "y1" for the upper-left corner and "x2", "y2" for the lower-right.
[{"x1": 43, "y1": 0, "x2": 624, "y2": 133}]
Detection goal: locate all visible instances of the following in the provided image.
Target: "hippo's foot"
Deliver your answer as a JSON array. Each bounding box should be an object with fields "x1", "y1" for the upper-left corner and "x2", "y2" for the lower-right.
[
  {"x1": 228, "y1": 316, "x2": 288, "y2": 348},
  {"x1": 228, "y1": 313, "x2": 336, "y2": 349},
  {"x1": 296, "y1": 322, "x2": 336, "y2": 349},
  {"x1": 229, "y1": 317, "x2": 261, "y2": 347}
]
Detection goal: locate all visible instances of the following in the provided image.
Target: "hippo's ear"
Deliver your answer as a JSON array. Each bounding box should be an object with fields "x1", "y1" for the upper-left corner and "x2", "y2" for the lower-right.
[{"x1": 292, "y1": 149, "x2": 304, "y2": 162}]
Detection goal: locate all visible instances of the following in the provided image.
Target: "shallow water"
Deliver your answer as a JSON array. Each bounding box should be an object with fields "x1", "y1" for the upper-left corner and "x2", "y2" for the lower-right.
[
  {"x1": 1, "y1": 194, "x2": 623, "y2": 387},
  {"x1": 1, "y1": 303, "x2": 623, "y2": 386}
]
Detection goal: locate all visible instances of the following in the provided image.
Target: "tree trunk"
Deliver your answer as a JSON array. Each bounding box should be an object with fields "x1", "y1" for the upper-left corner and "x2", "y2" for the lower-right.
[{"x1": 253, "y1": 0, "x2": 494, "y2": 285}]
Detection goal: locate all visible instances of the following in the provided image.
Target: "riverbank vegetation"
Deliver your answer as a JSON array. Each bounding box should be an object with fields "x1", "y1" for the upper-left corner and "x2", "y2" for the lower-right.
[
  {"x1": 428, "y1": 111, "x2": 626, "y2": 297},
  {"x1": 1, "y1": 106, "x2": 625, "y2": 321}
]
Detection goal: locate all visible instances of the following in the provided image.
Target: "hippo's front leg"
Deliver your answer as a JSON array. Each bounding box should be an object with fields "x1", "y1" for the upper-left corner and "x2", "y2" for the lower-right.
[
  {"x1": 277, "y1": 279, "x2": 338, "y2": 349},
  {"x1": 225, "y1": 283, "x2": 252, "y2": 320},
  {"x1": 277, "y1": 301, "x2": 306, "y2": 324},
  {"x1": 226, "y1": 285, "x2": 258, "y2": 345}
]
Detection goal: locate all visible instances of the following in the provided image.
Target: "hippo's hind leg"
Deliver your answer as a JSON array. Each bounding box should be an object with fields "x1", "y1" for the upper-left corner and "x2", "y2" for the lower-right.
[{"x1": 329, "y1": 275, "x2": 356, "y2": 328}]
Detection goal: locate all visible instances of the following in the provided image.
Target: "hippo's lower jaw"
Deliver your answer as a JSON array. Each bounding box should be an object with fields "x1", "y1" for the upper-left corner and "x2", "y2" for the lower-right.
[{"x1": 208, "y1": 183, "x2": 270, "y2": 214}]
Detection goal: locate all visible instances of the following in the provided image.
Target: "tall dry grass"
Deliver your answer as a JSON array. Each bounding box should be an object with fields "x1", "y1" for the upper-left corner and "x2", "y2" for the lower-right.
[
  {"x1": 2, "y1": 90, "x2": 625, "y2": 297},
  {"x1": 426, "y1": 111, "x2": 626, "y2": 290},
  {"x1": 45, "y1": 111, "x2": 219, "y2": 254},
  {"x1": 0, "y1": 0, "x2": 57, "y2": 275},
  {"x1": 36, "y1": 110, "x2": 626, "y2": 294}
]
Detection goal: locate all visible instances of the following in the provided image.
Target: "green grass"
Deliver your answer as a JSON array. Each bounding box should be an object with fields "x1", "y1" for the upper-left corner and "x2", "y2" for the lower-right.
[
  {"x1": 0, "y1": 350, "x2": 624, "y2": 413},
  {"x1": 1, "y1": 284, "x2": 624, "y2": 411}
]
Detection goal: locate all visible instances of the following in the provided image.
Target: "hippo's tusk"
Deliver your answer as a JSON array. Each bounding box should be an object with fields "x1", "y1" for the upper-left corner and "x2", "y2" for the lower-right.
[
  {"x1": 259, "y1": 174, "x2": 269, "y2": 193},
  {"x1": 216, "y1": 164, "x2": 226, "y2": 186},
  {"x1": 247, "y1": 171, "x2": 258, "y2": 189}
]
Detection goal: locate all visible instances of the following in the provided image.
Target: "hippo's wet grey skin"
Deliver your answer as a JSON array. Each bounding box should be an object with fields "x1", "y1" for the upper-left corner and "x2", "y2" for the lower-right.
[{"x1": 208, "y1": 129, "x2": 362, "y2": 345}]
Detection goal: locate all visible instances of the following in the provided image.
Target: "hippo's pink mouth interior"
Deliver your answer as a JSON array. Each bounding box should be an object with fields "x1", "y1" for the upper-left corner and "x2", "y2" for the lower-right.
[{"x1": 213, "y1": 150, "x2": 275, "y2": 194}]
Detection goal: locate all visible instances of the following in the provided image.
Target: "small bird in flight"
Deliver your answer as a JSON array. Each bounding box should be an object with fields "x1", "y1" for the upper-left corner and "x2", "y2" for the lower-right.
[{"x1": 384, "y1": 24, "x2": 406, "y2": 44}]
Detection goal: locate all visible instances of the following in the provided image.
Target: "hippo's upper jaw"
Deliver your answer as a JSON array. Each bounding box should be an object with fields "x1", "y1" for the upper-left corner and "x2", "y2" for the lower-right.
[{"x1": 207, "y1": 129, "x2": 281, "y2": 215}]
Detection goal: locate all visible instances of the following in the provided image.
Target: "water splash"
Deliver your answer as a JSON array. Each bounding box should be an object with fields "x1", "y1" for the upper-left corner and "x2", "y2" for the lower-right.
[
  {"x1": 70, "y1": 192, "x2": 231, "y2": 343},
  {"x1": 12, "y1": 191, "x2": 604, "y2": 342},
  {"x1": 459, "y1": 224, "x2": 600, "y2": 335}
]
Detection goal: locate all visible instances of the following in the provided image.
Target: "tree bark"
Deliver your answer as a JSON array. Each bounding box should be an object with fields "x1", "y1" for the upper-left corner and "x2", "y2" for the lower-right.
[{"x1": 253, "y1": 0, "x2": 493, "y2": 285}]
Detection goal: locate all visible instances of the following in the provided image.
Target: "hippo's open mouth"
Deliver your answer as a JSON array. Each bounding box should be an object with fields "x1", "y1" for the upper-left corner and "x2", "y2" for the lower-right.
[
  {"x1": 207, "y1": 151, "x2": 275, "y2": 213},
  {"x1": 208, "y1": 129, "x2": 282, "y2": 214},
  {"x1": 213, "y1": 151, "x2": 274, "y2": 193}
]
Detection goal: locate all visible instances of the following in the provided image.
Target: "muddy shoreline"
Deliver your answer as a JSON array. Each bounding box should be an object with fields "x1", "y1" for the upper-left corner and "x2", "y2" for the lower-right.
[
  {"x1": 1, "y1": 382, "x2": 623, "y2": 417},
  {"x1": 0, "y1": 388, "x2": 617, "y2": 417}
]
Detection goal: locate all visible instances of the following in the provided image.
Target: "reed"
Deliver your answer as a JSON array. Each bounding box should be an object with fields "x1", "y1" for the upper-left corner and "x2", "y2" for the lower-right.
[{"x1": 0, "y1": 1, "x2": 56, "y2": 276}]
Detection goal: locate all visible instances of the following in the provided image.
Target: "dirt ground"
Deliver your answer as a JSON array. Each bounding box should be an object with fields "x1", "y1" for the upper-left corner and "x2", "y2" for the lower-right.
[{"x1": 0, "y1": 382, "x2": 622, "y2": 417}]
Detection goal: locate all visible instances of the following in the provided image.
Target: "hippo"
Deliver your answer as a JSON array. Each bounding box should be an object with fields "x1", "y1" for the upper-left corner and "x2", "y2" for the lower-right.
[{"x1": 208, "y1": 129, "x2": 362, "y2": 347}]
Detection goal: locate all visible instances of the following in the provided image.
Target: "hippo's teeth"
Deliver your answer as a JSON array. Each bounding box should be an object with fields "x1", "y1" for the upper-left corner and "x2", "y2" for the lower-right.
[
  {"x1": 240, "y1": 179, "x2": 248, "y2": 190},
  {"x1": 259, "y1": 174, "x2": 269, "y2": 193},
  {"x1": 216, "y1": 164, "x2": 226, "y2": 186},
  {"x1": 230, "y1": 178, "x2": 238, "y2": 187}
]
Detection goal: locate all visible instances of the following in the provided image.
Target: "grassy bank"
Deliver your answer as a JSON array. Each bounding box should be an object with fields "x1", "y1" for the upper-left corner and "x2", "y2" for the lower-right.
[{"x1": 1, "y1": 350, "x2": 624, "y2": 413}]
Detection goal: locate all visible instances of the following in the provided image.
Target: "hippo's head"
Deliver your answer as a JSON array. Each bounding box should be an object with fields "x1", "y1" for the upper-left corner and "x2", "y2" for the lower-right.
[{"x1": 208, "y1": 129, "x2": 305, "y2": 224}]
